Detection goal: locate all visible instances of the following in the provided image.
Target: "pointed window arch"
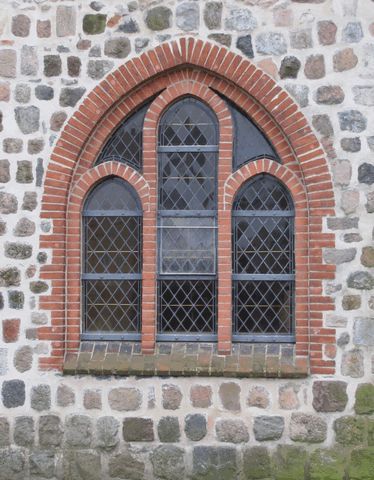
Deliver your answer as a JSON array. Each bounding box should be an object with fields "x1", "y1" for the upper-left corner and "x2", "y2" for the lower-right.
[{"x1": 39, "y1": 40, "x2": 336, "y2": 376}]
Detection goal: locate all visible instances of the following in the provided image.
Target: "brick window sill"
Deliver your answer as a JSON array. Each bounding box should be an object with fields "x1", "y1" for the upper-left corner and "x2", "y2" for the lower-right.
[{"x1": 63, "y1": 342, "x2": 308, "y2": 378}]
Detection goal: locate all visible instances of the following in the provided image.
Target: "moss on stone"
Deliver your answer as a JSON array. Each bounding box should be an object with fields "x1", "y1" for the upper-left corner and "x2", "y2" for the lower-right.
[
  {"x1": 349, "y1": 448, "x2": 374, "y2": 480},
  {"x1": 334, "y1": 416, "x2": 366, "y2": 446},
  {"x1": 354, "y1": 384, "x2": 374, "y2": 415},
  {"x1": 145, "y1": 6, "x2": 172, "y2": 31},
  {"x1": 83, "y1": 14, "x2": 107, "y2": 34},
  {"x1": 272, "y1": 445, "x2": 307, "y2": 480},
  {"x1": 309, "y1": 448, "x2": 346, "y2": 480},
  {"x1": 368, "y1": 419, "x2": 374, "y2": 446},
  {"x1": 243, "y1": 446, "x2": 271, "y2": 479}
]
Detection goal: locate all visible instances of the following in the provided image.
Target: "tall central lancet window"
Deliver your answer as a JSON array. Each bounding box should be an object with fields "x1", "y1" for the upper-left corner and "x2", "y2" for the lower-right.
[{"x1": 157, "y1": 97, "x2": 218, "y2": 340}]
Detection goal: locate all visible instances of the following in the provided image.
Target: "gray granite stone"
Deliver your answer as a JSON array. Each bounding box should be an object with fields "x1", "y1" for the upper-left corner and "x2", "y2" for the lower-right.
[
  {"x1": 176, "y1": 3, "x2": 199, "y2": 31},
  {"x1": 216, "y1": 418, "x2": 249, "y2": 443},
  {"x1": 14, "y1": 416, "x2": 34, "y2": 447},
  {"x1": 31, "y1": 385, "x2": 51, "y2": 411},
  {"x1": 2, "y1": 380, "x2": 25, "y2": 408},
  {"x1": 312, "y1": 381, "x2": 348, "y2": 412},
  {"x1": 14, "y1": 345, "x2": 33, "y2": 373},
  {"x1": 353, "y1": 318, "x2": 374, "y2": 346},
  {"x1": 96, "y1": 416, "x2": 119, "y2": 450},
  {"x1": 65, "y1": 415, "x2": 93, "y2": 447},
  {"x1": 253, "y1": 416, "x2": 284, "y2": 441},
  {"x1": 185, "y1": 414, "x2": 207, "y2": 441},
  {"x1": 158, "y1": 416, "x2": 181, "y2": 443},
  {"x1": 290, "y1": 413, "x2": 327, "y2": 443},
  {"x1": 15, "y1": 106, "x2": 39, "y2": 134},
  {"x1": 21, "y1": 46, "x2": 37, "y2": 76}
]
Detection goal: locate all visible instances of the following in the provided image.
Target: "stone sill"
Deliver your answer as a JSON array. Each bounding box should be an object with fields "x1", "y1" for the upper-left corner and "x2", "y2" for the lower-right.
[{"x1": 63, "y1": 342, "x2": 309, "y2": 378}]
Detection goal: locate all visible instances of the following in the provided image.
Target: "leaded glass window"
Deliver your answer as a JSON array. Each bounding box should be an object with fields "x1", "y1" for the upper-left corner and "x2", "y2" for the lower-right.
[
  {"x1": 95, "y1": 102, "x2": 151, "y2": 171},
  {"x1": 82, "y1": 177, "x2": 142, "y2": 340},
  {"x1": 232, "y1": 174, "x2": 295, "y2": 342},
  {"x1": 157, "y1": 98, "x2": 218, "y2": 340}
]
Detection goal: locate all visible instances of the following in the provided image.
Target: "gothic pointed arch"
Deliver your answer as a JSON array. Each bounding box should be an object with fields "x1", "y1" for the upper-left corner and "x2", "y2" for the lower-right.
[{"x1": 39, "y1": 38, "x2": 336, "y2": 375}]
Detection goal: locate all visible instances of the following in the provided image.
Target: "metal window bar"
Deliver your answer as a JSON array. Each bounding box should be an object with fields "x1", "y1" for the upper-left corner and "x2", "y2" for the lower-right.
[{"x1": 157, "y1": 98, "x2": 219, "y2": 340}]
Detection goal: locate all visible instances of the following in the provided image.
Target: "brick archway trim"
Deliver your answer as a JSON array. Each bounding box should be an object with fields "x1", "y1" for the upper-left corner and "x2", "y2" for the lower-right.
[{"x1": 39, "y1": 38, "x2": 336, "y2": 374}]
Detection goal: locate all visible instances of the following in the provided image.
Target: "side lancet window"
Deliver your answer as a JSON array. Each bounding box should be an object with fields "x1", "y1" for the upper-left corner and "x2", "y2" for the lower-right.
[
  {"x1": 157, "y1": 97, "x2": 218, "y2": 341},
  {"x1": 232, "y1": 174, "x2": 295, "y2": 342},
  {"x1": 82, "y1": 177, "x2": 142, "y2": 340}
]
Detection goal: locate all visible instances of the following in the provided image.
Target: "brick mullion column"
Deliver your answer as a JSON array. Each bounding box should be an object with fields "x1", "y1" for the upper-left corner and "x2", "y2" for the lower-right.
[
  {"x1": 142, "y1": 103, "x2": 159, "y2": 353},
  {"x1": 217, "y1": 121, "x2": 234, "y2": 354}
]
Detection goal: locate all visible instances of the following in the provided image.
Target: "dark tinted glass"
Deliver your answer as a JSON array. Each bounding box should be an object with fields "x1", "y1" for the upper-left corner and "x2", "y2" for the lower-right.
[
  {"x1": 158, "y1": 280, "x2": 216, "y2": 333},
  {"x1": 84, "y1": 280, "x2": 141, "y2": 333},
  {"x1": 85, "y1": 216, "x2": 141, "y2": 274},
  {"x1": 234, "y1": 280, "x2": 292, "y2": 334},
  {"x1": 234, "y1": 216, "x2": 292, "y2": 275},
  {"x1": 157, "y1": 98, "x2": 218, "y2": 338},
  {"x1": 96, "y1": 102, "x2": 150, "y2": 171},
  {"x1": 160, "y1": 217, "x2": 215, "y2": 274},
  {"x1": 211, "y1": 90, "x2": 279, "y2": 170}
]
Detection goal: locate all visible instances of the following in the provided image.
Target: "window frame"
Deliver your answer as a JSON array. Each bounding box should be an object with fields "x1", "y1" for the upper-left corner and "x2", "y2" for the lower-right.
[
  {"x1": 81, "y1": 177, "x2": 143, "y2": 342},
  {"x1": 70, "y1": 85, "x2": 307, "y2": 353},
  {"x1": 231, "y1": 174, "x2": 295, "y2": 343},
  {"x1": 56, "y1": 73, "x2": 315, "y2": 377}
]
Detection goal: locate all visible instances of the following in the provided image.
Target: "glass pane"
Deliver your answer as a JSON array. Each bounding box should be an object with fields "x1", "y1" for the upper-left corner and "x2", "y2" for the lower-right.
[
  {"x1": 158, "y1": 279, "x2": 216, "y2": 333},
  {"x1": 159, "y1": 98, "x2": 218, "y2": 146},
  {"x1": 229, "y1": 100, "x2": 279, "y2": 169},
  {"x1": 234, "y1": 175, "x2": 293, "y2": 211},
  {"x1": 234, "y1": 216, "x2": 292, "y2": 275},
  {"x1": 233, "y1": 280, "x2": 292, "y2": 335},
  {"x1": 85, "y1": 216, "x2": 141, "y2": 274},
  {"x1": 84, "y1": 280, "x2": 141, "y2": 332},
  {"x1": 159, "y1": 152, "x2": 216, "y2": 210},
  {"x1": 96, "y1": 102, "x2": 150, "y2": 170},
  {"x1": 84, "y1": 177, "x2": 141, "y2": 212},
  {"x1": 160, "y1": 217, "x2": 215, "y2": 274}
]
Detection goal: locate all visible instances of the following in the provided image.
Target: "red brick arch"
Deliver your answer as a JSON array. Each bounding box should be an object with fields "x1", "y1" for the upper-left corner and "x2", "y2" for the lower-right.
[{"x1": 39, "y1": 37, "x2": 336, "y2": 374}]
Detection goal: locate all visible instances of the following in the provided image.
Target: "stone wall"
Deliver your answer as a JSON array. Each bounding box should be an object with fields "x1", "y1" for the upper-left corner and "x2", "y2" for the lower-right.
[{"x1": 0, "y1": 0, "x2": 373, "y2": 478}]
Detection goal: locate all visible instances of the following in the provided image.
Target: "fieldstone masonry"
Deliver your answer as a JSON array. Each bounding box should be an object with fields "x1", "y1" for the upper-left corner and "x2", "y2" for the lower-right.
[{"x1": 0, "y1": 0, "x2": 373, "y2": 478}]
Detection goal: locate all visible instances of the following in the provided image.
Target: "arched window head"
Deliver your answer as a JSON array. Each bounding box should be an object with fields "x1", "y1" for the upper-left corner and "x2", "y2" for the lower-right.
[
  {"x1": 157, "y1": 97, "x2": 218, "y2": 340},
  {"x1": 82, "y1": 177, "x2": 142, "y2": 340},
  {"x1": 232, "y1": 174, "x2": 295, "y2": 342}
]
